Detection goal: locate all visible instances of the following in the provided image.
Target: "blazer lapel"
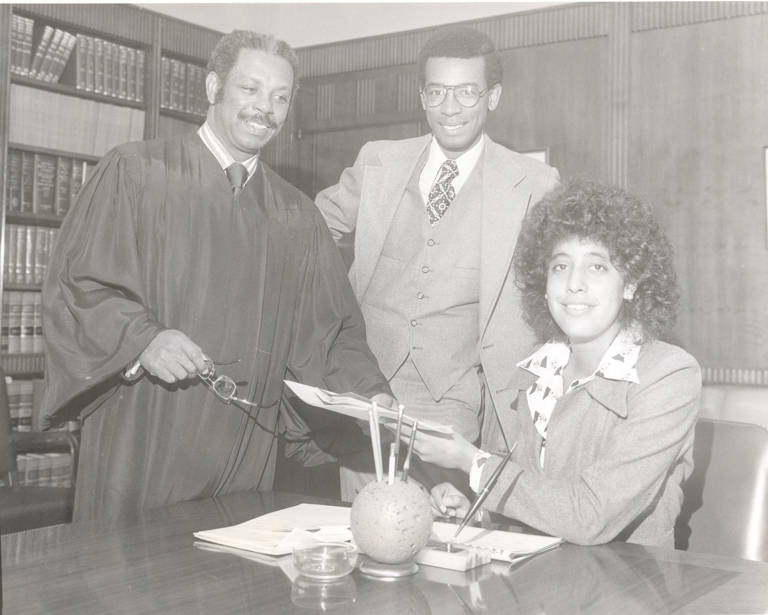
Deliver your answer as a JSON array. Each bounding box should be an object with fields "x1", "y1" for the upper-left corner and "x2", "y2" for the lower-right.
[
  {"x1": 479, "y1": 140, "x2": 528, "y2": 338},
  {"x1": 355, "y1": 136, "x2": 431, "y2": 298}
]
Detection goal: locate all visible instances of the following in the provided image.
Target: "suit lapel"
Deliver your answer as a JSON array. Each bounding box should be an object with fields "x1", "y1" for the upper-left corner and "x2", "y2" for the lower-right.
[
  {"x1": 479, "y1": 140, "x2": 528, "y2": 338},
  {"x1": 355, "y1": 136, "x2": 430, "y2": 297}
]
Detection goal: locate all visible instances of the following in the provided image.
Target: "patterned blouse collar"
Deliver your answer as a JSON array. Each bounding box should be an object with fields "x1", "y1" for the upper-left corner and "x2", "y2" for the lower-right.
[{"x1": 518, "y1": 324, "x2": 643, "y2": 391}]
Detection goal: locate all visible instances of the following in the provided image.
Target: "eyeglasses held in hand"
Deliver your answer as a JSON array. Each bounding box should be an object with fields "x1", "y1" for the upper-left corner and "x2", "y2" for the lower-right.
[
  {"x1": 420, "y1": 83, "x2": 492, "y2": 108},
  {"x1": 199, "y1": 360, "x2": 259, "y2": 409}
]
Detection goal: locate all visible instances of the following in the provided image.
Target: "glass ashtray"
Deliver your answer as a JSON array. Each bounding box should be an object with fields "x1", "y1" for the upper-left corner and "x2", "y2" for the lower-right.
[{"x1": 292, "y1": 542, "x2": 358, "y2": 580}]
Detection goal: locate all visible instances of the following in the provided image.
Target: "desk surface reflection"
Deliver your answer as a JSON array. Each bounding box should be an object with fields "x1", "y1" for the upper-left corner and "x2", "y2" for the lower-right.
[{"x1": 2, "y1": 491, "x2": 767, "y2": 614}]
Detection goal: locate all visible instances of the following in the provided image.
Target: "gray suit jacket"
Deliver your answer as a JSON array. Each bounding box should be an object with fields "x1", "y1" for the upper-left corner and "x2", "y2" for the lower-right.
[{"x1": 316, "y1": 134, "x2": 560, "y2": 418}]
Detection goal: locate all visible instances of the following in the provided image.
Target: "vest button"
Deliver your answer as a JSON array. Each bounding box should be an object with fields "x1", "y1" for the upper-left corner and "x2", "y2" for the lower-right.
[
  {"x1": 410, "y1": 320, "x2": 418, "y2": 327},
  {"x1": 427, "y1": 238, "x2": 436, "y2": 247},
  {"x1": 416, "y1": 291, "x2": 424, "y2": 300},
  {"x1": 421, "y1": 265, "x2": 430, "y2": 274}
]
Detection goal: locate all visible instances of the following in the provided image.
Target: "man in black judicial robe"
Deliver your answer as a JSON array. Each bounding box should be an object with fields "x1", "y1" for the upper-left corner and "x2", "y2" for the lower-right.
[{"x1": 40, "y1": 31, "x2": 393, "y2": 521}]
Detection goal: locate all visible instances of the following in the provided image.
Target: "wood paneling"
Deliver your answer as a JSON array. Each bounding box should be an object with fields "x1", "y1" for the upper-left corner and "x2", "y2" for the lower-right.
[
  {"x1": 630, "y1": 12, "x2": 768, "y2": 372},
  {"x1": 279, "y1": 1, "x2": 768, "y2": 382}
]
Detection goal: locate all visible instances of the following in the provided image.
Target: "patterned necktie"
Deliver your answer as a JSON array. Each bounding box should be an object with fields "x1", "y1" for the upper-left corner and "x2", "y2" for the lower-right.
[
  {"x1": 225, "y1": 162, "x2": 248, "y2": 197},
  {"x1": 425, "y1": 159, "x2": 459, "y2": 225}
]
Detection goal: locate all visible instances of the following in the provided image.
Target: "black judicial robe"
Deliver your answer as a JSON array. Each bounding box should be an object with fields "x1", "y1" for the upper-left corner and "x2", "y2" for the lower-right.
[{"x1": 40, "y1": 132, "x2": 389, "y2": 521}]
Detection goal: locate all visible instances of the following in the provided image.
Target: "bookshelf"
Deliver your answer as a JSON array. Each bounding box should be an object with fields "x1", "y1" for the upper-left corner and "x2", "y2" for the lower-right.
[{"x1": 0, "y1": 5, "x2": 221, "y2": 490}]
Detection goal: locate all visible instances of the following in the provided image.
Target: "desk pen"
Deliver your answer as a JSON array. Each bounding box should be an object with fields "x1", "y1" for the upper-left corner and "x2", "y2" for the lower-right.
[{"x1": 449, "y1": 443, "x2": 517, "y2": 546}]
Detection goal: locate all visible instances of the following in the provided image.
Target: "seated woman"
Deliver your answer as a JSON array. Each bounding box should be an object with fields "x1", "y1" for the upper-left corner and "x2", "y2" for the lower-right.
[{"x1": 421, "y1": 179, "x2": 701, "y2": 547}]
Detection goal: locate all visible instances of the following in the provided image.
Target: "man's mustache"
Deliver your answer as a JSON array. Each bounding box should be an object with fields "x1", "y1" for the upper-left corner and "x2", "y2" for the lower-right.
[{"x1": 238, "y1": 110, "x2": 278, "y2": 129}]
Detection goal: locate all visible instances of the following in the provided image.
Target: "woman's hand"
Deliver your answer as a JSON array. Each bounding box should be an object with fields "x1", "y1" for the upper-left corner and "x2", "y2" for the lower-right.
[
  {"x1": 400, "y1": 424, "x2": 478, "y2": 473},
  {"x1": 431, "y1": 482, "x2": 470, "y2": 518}
]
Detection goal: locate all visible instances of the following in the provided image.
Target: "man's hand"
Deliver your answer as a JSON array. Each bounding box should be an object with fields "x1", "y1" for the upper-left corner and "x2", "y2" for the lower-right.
[
  {"x1": 431, "y1": 482, "x2": 470, "y2": 518},
  {"x1": 398, "y1": 424, "x2": 478, "y2": 473},
  {"x1": 139, "y1": 329, "x2": 209, "y2": 383},
  {"x1": 370, "y1": 392, "x2": 398, "y2": 410}
]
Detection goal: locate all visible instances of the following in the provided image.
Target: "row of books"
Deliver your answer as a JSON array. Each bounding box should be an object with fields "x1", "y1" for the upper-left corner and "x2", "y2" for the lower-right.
[
  {"x1": 6, "y1": 378, "x2": 38, "y2": 432},
  {"x1": 75, "y1": 33, "x2": 146, "y2": 103},
  {"x1": 10, "y1": 85, "x2": 146, "y2": 158},
  {"x1": 11, "y1": 452, "x2": 73, "y2": 488},
  {"x1": 10, "y1": 16, "x2": 77, "y2": 84},
  {"x1": 10, "y1": 15, "x2": 147, "y2": 104},
  {"x1": 6, "y1": 149, "x2": 95, "y2": 218},
  {"x1": 4, "y1": 225, "x2": 60, "y2": 286},
  {"x1": 161, "y1": 56, "x2": 207, "y2": 117},
  {"x1": 1, "y1": 291, "x2": 44, "y2": 355}
]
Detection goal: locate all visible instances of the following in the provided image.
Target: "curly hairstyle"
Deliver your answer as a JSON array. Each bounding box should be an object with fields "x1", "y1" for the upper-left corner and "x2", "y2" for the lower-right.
[
  {"x1": 417, "y1": 25, "x2": 503, "y2": 88},
  {"x1": 513, "y1": 179, "x2": 679, "y2": 343},
  {"x1": 207, "y1": 30, "x2": 299, "y2": 103}
]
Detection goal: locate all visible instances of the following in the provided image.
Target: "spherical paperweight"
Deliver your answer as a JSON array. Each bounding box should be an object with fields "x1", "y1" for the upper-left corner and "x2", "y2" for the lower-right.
[{"x1": 350, "y1": 479, "x2": 433, "y2": 576}]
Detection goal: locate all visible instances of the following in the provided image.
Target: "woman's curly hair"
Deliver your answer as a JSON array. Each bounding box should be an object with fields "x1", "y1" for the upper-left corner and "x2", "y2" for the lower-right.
[{"x1": 513, "y1": 179, "x2": 679, "y2": 343}]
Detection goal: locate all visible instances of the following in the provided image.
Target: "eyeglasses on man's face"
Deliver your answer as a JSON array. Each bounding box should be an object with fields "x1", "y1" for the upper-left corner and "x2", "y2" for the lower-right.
[{"x1": 420, "y1": 83, "x2": 492, "y2": 108}]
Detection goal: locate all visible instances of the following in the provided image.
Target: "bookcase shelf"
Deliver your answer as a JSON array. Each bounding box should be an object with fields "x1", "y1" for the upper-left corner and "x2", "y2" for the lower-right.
[
  {"x1": 160, "y1": 107, "x2": 207, "y2": 123},
  {"x1": 10, "y1": 74, "x2": 146, "y2": 110}
]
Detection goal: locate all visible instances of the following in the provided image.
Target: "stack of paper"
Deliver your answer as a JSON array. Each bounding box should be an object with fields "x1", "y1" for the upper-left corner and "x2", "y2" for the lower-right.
[
  {"x1": 194, "y1": 503, "x2": 353, "y2": 556},
  {"x1": 284, "y1": 381, "x2": 452, "y2": 434},
  {"x1": 430, "y1": 522, "x2": 562, "y2": 562}
]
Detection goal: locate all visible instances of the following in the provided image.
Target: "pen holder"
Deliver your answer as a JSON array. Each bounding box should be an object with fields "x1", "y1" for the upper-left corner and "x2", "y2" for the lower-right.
[{"x1": 350, "y1": 479, "x2": 432, "y2": 577}]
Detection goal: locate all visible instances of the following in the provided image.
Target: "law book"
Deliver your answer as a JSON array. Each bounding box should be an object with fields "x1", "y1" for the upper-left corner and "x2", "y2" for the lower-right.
[
  {"x1": 110, "y1": 41, "x2": 120, "y2": 99},
  {"x1": 7, "y1": 291, "x2": 23, "y2": 354},
  {"x1": 20, "y1": 291, "x2": 35, "y2": 352},
  {"x1": 17, "y1": 382, "x2": 34, "y2": 432},
  {"x1": 160, "y1": 56, "x2": 171, "y2": 108},
  {"x1": 33, "y1": 152, "x2": 57, "y2": 215},
  {"x1": 36, "y1": 27, "x2": 64, "y2": 82},
  {"x1": 74, "y1": 33, "x2": 87, "y2": 90},
  {"x1": 20, "y1": 16, "x2": 35, "y2": 76},
  {"x1": 101, "y1": 39, "x2": 113, "y2": 96},
  {"x1": 126, "y1": 47, "x2": 137, "y2": 101},
  {"x1": 118, "y1": 44, "x2": 128, "y2": 99},
  {"x1": 50, "y1": 31, "x2": 77, "y2": 83},
  {"x1": 93, "y1": 36, "x2": 104, "y2": 94},
  {"x1": 14, "y1": 225, "x2": 26, "y2": 285},
  {"x1": 85, "y1": 35, "x2": 95, "y2": 92},
  {"x1": 10, "y1": 14, "x2": 22, "y2": 75},
  {"x1": 20, "y1": 150, "x2": 35, "y2": 213},
  {"x1": 34, "y1": 226, "x2": 50, "y2": 284},
  {"x1": 70, "y1": 159, "x2": 86, "y2": 205},
  {"x1": 1, "y1": 293, "x2": 9, "y2": 354},
  {"x1": 55, "y1": 155, "x2": 72, "y2": 217},
  {"x1": 136, "y1": 48, "x2": 146, "y2": 102},
  {"x1": 32, "y1": 292, "x2": 44, "y2": 354},
  {"x1": 6, "y1": 149, "x2": 23, "y2": 213},
  {"x1": 6, "y1": 224, "x2": 17, "y2": 284},
  {"x1": 28, "y1": 24, "x2": 54, "y2": 79},
  {"x1": 24, "y1": 225, "x2": 35, "y2": 285}
]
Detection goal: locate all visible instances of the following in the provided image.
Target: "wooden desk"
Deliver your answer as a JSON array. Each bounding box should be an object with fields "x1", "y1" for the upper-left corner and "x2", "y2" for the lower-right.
[{"x1": 2, "y1": 491, "x2": 767, "y2": 614}]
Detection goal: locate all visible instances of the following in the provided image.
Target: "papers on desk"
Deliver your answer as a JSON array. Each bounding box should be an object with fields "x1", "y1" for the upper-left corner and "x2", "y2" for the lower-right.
[
  {"x1": 430, "y1": 522, "x2": 563, "y2": 563},
  {"x1": 193, "y1": 503, "x2": 352, "y2": 556},
  {"x1": 284, "y1": 380, "x2": 453, "y2": 434}
]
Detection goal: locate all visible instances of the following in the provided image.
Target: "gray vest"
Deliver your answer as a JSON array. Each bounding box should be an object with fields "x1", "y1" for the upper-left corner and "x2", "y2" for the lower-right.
[{"x1": 361, "y1": 156, "x2": 483, "y2": 399}]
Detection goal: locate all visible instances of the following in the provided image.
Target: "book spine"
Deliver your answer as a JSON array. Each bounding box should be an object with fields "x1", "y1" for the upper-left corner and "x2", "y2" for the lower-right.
[
  {"x1": 18, "y1": 382, "x2": 34, "y2": 432},
  {"x1": 20, "y1": 151, "x2": 35, "y2": 214},
  {"x1": 136, "y1": 49, "x2": 146, "y2": 103},
  {"x1": 102, "y1": 39, "x2": 113, "y2": 97},
  {"x1": 22, "y1": 17, "x2": 35, "y2": 76},
  {"x1": 34, "y1": 226, "x2": 49, "y2": 285},
  {"x1": 7, "y1": 149, "x2": 22, "y2": 213},
  {"x1": 126, "y1": 47, "x2": 137, "y2": 101},
  {"x1": 24, "y1": 226, "x2": 35, "y2": 285},
  {"x1": 29, "y1": 24, "x2": 53, "y2": 78},
  {"x1": 7, "y1": 291, "x2": 22, "y2": 354},
  {"x1": 19, "y1": 291, "x2": 35, "y2": 353},
  {"x1": 118, "y1": 44, "x2": 128, "y2": 100},
  {"x1": 14, "y1": 225, "x2": 25, "y2": 285},
  {"x1": 55, "y1": 155, "x2": 72, "y2": 217},
  {"x1": 1, "y1": 293, "x2": 9, "y2": 355},
  {"x1": 32, "y1": 293, "x2": 44, "y2": 354},
  {"x1": 7, "y1": 382, "x2": 21, "y2": 430},
  {"x1": 75, "y1": 33, "x2": 87, "y2": 90},
  {"x1": 70, "y1": 159, "x2": 85, "y2": 205},
  {"x1": 161, "y1": 56, "x2": 171, "y2": 109},
  {"x1": 10, "y1": 14, "x2": 21, "y2": 75},
  {"x1": 94, "y1": 37, "x2": 104, "y2": 94},
  {"x1": 38, "y1": 27, "x2": 63, "y2": 82},
  {"x1": 85, "y1": 35, "x2": 95, "y2": 92},
  {"x1": 33, "y1": 153, "x2": 57, "y2": 215}
]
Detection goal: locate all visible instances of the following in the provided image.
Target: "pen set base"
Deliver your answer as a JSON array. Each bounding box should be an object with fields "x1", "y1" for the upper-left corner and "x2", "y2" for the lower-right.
[
  {"x1": 414, "y1": 542, "x2": 491, "y2": 571},
  {"x1": 359, "y1": 557, "x2": 419, "y2": 578}
]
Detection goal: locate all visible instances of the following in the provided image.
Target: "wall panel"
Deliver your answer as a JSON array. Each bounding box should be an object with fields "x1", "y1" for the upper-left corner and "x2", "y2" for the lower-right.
[
  {"x1": 630, "y1": 13, "x2": 768, "y2": 372},
  {"x1": 279, "y1": 1, "x2": 768, "y2": 383}
]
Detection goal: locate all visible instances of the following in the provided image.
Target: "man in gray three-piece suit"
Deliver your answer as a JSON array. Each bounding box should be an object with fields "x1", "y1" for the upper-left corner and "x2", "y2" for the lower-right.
[{"x1": 316, "y1": 26, "x2": 560, "y2": 500}]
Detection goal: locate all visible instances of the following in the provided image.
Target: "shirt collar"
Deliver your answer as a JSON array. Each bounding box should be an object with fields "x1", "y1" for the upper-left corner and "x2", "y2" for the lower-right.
[
  {"x1": 419, "y1": 133, "x2": 486, "y2": 200},
  {"x1": 515, "y1": 326, "x2": 643, "y2": 416},
  {"x1": 197, "y1": 122, "x2": 260, "y2": 181},
  {"x1": 518, "y1": 326, "x2": 642, "y2": 384}
]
